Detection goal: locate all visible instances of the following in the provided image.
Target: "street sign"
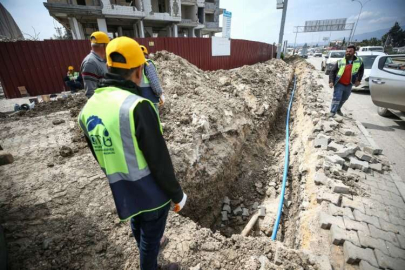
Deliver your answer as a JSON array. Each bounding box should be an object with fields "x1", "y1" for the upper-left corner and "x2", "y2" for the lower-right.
[
  {"x1": 277, "y1": 0, "x2": 284, "y2": 9},
  {"x1": 304, "y1": 18, "x2": 347, "y2": 32},
  {"x1": 222, "y1": 10, "x2": 232, "y2": 39}
]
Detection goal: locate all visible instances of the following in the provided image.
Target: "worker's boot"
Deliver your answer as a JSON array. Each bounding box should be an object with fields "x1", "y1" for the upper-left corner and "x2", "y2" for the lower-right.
[
  {"x1": 328, "y1": 112, "x2": 336, "y2": 118},
  {"x1": 159, "y1": 263, "x2": 181, "y2": 270},
  {"x1": 336, "y1": 110, "x2": 344, "y2": 116}
]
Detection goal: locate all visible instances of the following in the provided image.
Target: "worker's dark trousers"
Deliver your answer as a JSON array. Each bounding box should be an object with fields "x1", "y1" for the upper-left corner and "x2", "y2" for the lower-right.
[
  {"x1": 130, "y1": 203, "x2": 170, "y2": 270},
  {"x1": 330, "y1": 82, "x2": 352, "y2": 113},
  {"x1": 66, "y1": 81, "x2": 82, "y2": 93}
]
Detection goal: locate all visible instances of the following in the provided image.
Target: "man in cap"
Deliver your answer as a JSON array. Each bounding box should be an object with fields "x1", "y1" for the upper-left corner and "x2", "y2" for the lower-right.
[
  {"x1": 64, "y1": 66, "x2": 83, "y2": 93},
  {"x1": 78, "y1": 37, "x2": 186, "y2": 270},
  {"x1": 80, "y1": 31, "x2": 109, "y2": 98},
  {"x1": 139, "y1": 45, "x2": 165, "y2": 110}
]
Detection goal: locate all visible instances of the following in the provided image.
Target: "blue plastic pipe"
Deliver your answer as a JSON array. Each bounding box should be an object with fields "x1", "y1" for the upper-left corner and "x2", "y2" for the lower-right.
[{"x1": 271, "y1": 75, "x2": 297, "y2": 241}]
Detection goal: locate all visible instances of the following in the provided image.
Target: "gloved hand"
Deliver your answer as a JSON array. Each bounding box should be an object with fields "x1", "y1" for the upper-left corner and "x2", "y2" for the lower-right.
[
  {"x1": 159, "y1": 94, "x2": 165, "y2": 106},
  {"x1": 173, "y1": 193, "x2": 187, "y2": 213}
]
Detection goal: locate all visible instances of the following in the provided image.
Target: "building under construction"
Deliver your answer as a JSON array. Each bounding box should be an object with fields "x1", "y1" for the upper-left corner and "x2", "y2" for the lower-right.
[{"x1": 43, "y1": 0, "x2": 223, "y2": 39}]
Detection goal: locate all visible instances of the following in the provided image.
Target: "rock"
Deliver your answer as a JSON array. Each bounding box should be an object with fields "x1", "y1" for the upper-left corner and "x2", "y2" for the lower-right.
[
  {"x1": 369, "y1": 163, "x2": 383, "y2": 173},
  {"x1": 47, "y1": 163, "x2": 54, "y2": 168},
  {"x1": 233, "y1": 206, "x2": 243, "y2": 216},
  {"x1": 326, "y1": 155, "x2": 345, "y2": 166},
  {"x1": 327, "y1": 142, "x2": 344, "y2": 152},
  {"x1": 0, "y1": 151, "x2": 14, "y2": 166},
  {"x1": 223, "y1": 196, "x2": 231, "y2": 205},
  {"x1": 331, "y1": 181, "x2": 350, "y2": 194},
  {"x1": 355, "y1": 150, "x2": 372, "y2": 162},
  {"x1": 349, "y1": 157, "x2": 369, "y2": 171},
  {"x1": 314, "y1": 133, "x2": 331, "y2": 149},
  {"x1": 363, "y1": 146, "x2": 383, "y2": 155},
  {"x1": 223, "y1": 204, "x2": 231, "y2": 214},
  {"x1": 342, "y1": 129, "x2": 355, "y2": 136},
  {"x1": 52, "y1": 119, "x2": 65, "y2": 125},
  {"x1": 59, "y1": 146, "x2": 73, "y2": 157},
  {"x1": 251, "y1": 202, "x2": 259, "y2": 210},
  {"x1": 221, "y1": 211, "x2": 228, "y2": 222},
  {"x1": 258, "y1": 206, "x2": 266, "y2": 217},
  {"x1": 314, "y1": 171, "x2": 329, "y2": 185}
]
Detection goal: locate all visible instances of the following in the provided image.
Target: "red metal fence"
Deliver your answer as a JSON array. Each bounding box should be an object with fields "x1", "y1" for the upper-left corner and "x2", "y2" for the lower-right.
[{"x1": 0, "y1": 38, "x2": 276, "y2": 99}]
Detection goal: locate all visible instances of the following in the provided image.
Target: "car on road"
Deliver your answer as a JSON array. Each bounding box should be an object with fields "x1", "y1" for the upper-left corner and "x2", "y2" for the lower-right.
[
  {"x1": 358, "y1": 46, "x2": 384, "y2": 53},
  {"x1": 314, "y1": 52, "x2": 322, "y2": 57},
  {"x1": 321, "y1": 50, "x2": 345, "y2": 75},
  {"x1": 369, "y1": 54, "x2": 405, "y2": 118},
  {"x1": 352, "y1": 51, "x2": 386, "y2": 91}
]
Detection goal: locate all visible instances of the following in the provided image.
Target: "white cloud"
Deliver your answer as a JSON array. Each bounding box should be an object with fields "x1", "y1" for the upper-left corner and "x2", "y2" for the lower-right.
[
  {"x1": 369, "y1": 17, "x2": 396, "y2": 24},
  {"x1": 348, "y1": 11, "x2": 379, "y2": 22}
]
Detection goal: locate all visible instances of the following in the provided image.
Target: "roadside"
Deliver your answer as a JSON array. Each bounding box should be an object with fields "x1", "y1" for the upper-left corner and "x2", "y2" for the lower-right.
[{"x1": 307, "y1": 56, "x2": 405, "y2": 180}]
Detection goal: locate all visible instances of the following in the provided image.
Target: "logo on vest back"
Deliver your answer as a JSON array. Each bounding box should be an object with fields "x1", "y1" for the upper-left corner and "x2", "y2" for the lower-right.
[{"x1": 86, "y1": 116, "x2": 115, "y2": 154}]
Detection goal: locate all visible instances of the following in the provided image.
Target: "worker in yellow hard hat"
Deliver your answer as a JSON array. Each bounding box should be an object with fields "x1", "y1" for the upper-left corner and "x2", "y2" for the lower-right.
[
  {"x1": 139, "y1": 45, "x2": 165, "y2": 110},
  {"x1": 78, "y1": 37, "x2": 186, "y2": 270},
  {"x1": 80, "y1": 31, "x2": 110, "y2": 98},
  {"x1": 64, "y1": 65, "x2": 83, "y2": 93}
]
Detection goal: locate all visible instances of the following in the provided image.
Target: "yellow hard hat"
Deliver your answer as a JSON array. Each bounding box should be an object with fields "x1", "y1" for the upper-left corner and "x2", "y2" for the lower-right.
[
  {"x1": 90, "y1": 31, "x2": 110, "y2": 44},
  {"x1": 140, "y1": 45, "x2": 148, "y2": 55},
  {"x1": 106, "y1": 37, "x2": 146, "y2": 69},
  {"x1": 68, "y1": 66, "x2": 74, "y2": 70}
]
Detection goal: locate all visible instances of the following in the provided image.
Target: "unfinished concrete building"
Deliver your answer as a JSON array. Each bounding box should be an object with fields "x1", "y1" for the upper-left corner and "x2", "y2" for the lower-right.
[{"x1": 43, "y1": 0, "x2": 223, "y2": 39}]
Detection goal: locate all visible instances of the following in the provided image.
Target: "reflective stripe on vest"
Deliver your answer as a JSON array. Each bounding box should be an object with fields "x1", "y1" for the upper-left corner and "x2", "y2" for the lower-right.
[
  {"x1": 78, "y1": 86, "x2": 169, "y2": 220},
  {"x1": 335, "y1": 57, "x2": 362, "y2": 84}
]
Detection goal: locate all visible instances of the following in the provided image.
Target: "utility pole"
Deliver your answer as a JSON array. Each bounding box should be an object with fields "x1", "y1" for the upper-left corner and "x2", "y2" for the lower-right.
[
  {"x1": 276, "y1": 0, "x2": 289, "y2": 59},
  {"x1": 349, "y1": 0, "x2": 371, "y2": 42}
]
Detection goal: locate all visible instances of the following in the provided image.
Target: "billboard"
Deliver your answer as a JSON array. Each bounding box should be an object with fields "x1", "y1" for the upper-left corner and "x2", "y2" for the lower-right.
[
  {"x1": 304, "y1": 18, "x2": 347, "y2": 32},
  {"x1": 222, "y1": 10, "x2": 232, "y2": 39}
]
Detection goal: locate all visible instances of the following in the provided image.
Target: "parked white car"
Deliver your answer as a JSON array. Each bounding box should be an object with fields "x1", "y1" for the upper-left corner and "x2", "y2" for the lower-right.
[
  {"x1": 358, "y1": 46, "x2": 384, "y2": 53},
  {"x1": 369, "y1": 54, "x2": 405, "y2": 118},
  {"x1": 321, "y1": 50, "x2": 345, "y2": 75},
  {"x1": 352, "y1": 51, "x2": 386, "y2": 91}
]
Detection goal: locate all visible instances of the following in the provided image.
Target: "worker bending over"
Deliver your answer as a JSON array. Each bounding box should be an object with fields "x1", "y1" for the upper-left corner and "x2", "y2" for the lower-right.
[{"x1": 78, "y1": 37, "x2": 186, "y2": 270}]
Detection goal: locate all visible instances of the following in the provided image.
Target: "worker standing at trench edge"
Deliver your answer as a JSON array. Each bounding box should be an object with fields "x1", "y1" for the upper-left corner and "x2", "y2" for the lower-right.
[
  {"x1": 139, "y1": 45, "x2": 165, "y2": 111},
  {"x1": 328, "y1": 45, "x2": 364, "y2": 117},
  {"x1": 78, "y1": 37, "x2": 186, "y2": 270}
]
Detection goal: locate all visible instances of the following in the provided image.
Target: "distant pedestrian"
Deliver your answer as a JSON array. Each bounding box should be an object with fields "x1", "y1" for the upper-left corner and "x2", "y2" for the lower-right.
[
  {"x1": 139, "y1": 45, "x2": 165, "y2": 110},
  {"x1": 64, "y1": 66, "x2": 83, "y2": 93},
  {"x1": 328, "y1": 45, "x2": 364, "y2": 117},
  {"x1": 80, "y1": 31, "x2": 110, "y2": 98}
]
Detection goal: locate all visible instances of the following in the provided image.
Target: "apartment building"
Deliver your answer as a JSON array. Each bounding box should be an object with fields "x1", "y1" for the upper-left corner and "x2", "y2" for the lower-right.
[{"x1": 43, "y1": 0, "x2": 223, "y2": 39}]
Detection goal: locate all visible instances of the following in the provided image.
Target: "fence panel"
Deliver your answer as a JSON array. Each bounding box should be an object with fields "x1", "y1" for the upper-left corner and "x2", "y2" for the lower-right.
[{"x1": 0, "y1": 38, "x2": 276, "y2": 99}]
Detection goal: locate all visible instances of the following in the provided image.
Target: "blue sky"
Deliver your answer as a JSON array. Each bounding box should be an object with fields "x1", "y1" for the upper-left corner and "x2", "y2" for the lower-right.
[{"x1": 1, "y1": 0, "x2": 404, "y2": 43}]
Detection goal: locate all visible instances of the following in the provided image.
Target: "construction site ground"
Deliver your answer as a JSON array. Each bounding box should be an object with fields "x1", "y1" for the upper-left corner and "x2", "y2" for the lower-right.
[{"x1": 1, "y1": 53, "x2": 404, "y2": 270}]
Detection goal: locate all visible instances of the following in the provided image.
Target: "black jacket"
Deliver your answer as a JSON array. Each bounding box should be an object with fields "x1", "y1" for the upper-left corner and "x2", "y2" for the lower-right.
[
  {"x1": 329, "y1": 55, "x2": 364, "y2": 84},
  {"x1": 85, "y1": 73, "x2": 184, "y2": 204}
]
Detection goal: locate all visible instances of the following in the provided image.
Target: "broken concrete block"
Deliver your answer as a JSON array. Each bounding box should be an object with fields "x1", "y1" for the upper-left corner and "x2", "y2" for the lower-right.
[
  {"x1": 343, "y1": 241, "x2": 378, "y2": 267},
  {"x1": 233, "y1": 206, "x2": 243, "y2": 216},
  {"x1": 251, "y1": 202, "x2": 259, "y2": 210},
  {"x1": 327, "y1": 142, "x2": 344, "y2": 152},
  {"x1": 331, "y1": 181, "x2": 350, "y2": 194},
  {"x1": 242, "y1": 208, "x2": 249, "y2": 217},
  {"x1": 52, "y1": 119, "x2": 65, "y2": 125},
  {"x1": 330, "y1": 224, "x2": 360, "y2": 246},
  {"x1": 0, "y1": 151, "x2": 14, "y2": 166},
  {"x1": 328, "y1": 204, "x2": 355, "y2": 219},
  {"x1": 341, "y1": 197, "x2": 365, "y2": 213},
  {"x1": 314, "y1": 171, "x2": 329, "y2": 185},
  {"x1": 223, "y1": 196, "x2": 231, "y2": 205},
  {"x1": 258, "y1": 206, "x2": 266, "y2": 217},
  {"x1": 336, "y1": 148, "x2": 353, "y2": 158},
  {"x1": 363, "y1": 146, "x2": 383, "y2": 156},
  {"x1": 221, "y1": 211, "x2": 228, "y2": 222},
  {"x1": 326, "y1": 155, "x2": 345, "y2": 166},
  {"x1": 222, "y1": 204, "x2": 231, "y2": 214},
  {"x1": 319, "y1": 212, "x2": 345, "y2": 229},
  {"x1": 349, "y1": 157, "x2": 369, "y2": 172},
  {"x1": 369, "y1": 163, "x2": 383, "y2": 173},
  {"x1": 355, "y1": 151, "x2": 372, "y2": 162},
  {"x1": 314, "y1": 133, "x2": 331, "y2": 149},
  {"x1": 317, "y1": 192, "x2": 340, "y2": 205}
]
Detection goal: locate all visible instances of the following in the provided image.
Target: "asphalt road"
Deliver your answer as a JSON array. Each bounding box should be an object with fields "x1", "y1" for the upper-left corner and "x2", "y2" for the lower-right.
[{"x1": 307, "y1": 56, "x2": 405, "y2": 180}]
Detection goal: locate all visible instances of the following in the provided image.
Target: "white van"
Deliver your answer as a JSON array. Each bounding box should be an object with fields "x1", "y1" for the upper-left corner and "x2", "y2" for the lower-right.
[{"x1": 358, "y1": 46, "x2": 384, "y2": 53}]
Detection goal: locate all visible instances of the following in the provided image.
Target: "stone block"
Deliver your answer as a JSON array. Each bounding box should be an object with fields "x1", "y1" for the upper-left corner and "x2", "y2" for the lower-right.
[
  {"x1": 386, "y1": 241, "x2": 405, "y2": 258},
  {"x1": 353, "y1": 210, "x2": 381, "y2": 228},
  {"x1": 347, "y1": 168, "x2": 366, "y2": 179},
  {"x1": 357, "y1": 231, "x2": 389, "y2": 255},
  {"x1": 223, "y1": 204, "x2": 231, "y2": 214},
  {"x1": 317, "y1": 192, "x2": 340, "y2": 206},
  {"x1": 330, "y1": 224, "x2": 360, "y2": 246},
  {"x1": 331, "y1": 181, "x2": 350, "y2": 194},
  {"x1": 369, "y1": 163, "x2": 383, "y2": 173},
  {"x1": 364, "y1": 207, "x2": 390, "y2": 223},
  {"x1": 368, "y1": 224, "x2": 400, "y2": 247},
  {"x1": 374, "y1": 249, "x2": 405, "y2": 270},
  {"x1": 328, "y1": 204, "x2": 355, "y2": 219},
  {"x1": 319, "y1": 212, "x2": 345, "y2": 229},
  {"x1": 355, "y1": 150, "x2": 372, "y2": 162},
  {"x1": 327, "y1": 142, "x2": 344, "y2": 152},
  {"x1": 363, "y1": 146, "x2": 383, "y2": 156},
  {"x1": 242, "y1": 208, "x2": 249, "y2": 217},
  {"x1": 343, "y1": 241, "x2": 378, "y2": 267},
  {"x1": 349, "y1": 157, "x2": 369, "y2": 172},
  {"x1": 379, "y1": 218, "x2": 401, "y2": 234},
  {"x1": 0, "y1": 150, "x2": 14, "y2": 166},
  {"x1": 221, "y1": 211, "x2": 228, "y2": 222},
  {"x1": 396, "y1": 234, "x2": 405, "y2": 249},
  {"x1": 342, "y1": 197, "x2": 365, "y2": 213},
  {"x1": 314, "y1": 133, "x2": 331, "y2": 149},
  {"x1": 359, "y1": 260, "x2": 380, "y2": 270},
  {"x1": 233, "y1": 206, "x2": 242, "y2": 216},
  {"x1": 314, "y1": 171, "x2": 329, "y2": 186},
  {"x1": 223, "y1": 196, "x2": 231, "y2": 205},
  {"x1": 343, "y1": 216, "x2": 369, "y2": 233},
  {"x1": 326, "y1": 155, "x2": 345, "y2": 166},
  {"x1": 258, "y1": 206, "x2": 266, "y2": 217}
]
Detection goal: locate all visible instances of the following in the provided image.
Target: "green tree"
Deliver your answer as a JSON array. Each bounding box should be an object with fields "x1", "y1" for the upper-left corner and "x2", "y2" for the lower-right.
[{"x1": 382, "y1": 22, "x2": 405, "y2": 47}]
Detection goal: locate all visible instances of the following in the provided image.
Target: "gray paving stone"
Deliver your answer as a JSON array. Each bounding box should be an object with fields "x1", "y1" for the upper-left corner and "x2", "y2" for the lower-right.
[
  {"x1": 326, "y1": 155, "x2": 345, "y2": 166},
  {"x1": 387, "y1": 213, "x2": 404, "y2": 226},
  {"x1": 343, "y1": 241, "x2": 378, "y2": 267},
  {"x1": 359, "y1": 260, "x2": 380, "y2": 270},
  {"x1": 385, "y1": 205, "x2": 400, "y2": 218},
  {"x1": 368, "y1": 224, "x2": 400, "y2": 247},
  {"x1": 330, "y1": 224, "x2": 360, "y2": 246},
  {"x1": 353, "y1": 209, "x2": 381, "y2": 228},
  {"x1": 328, "y1": 204, "x2": 355, "y2": 219},
  {"x1": 379, "y1": 218, "x2": 401, "y2": 234},
  {"x1": 331, "y1": 181, "x2": 351, "y2": 194},
  {"x1": 363, "y1": 146, "x2": 383, "y2": 156},
  {"x1": 314, "y1": 133, "x2": 331, "y2": 149},
  {"x1": 319, "y1": 212, "x2": 345, "y2": 229},
  {"x1": 390, "y1": 192, "x2": 404, "y2": 204},
  {"x1": 395, "y1": 180, "x2": 405, "y2": 203},
  {"x1": 314, "y1": 171, "x2": 329, "y2": 186},
  {"x1": 349, "y1": 157, "x2": 369, "y2": 172},
  {"x1": 327, "y1": 141, "x2": 344, "y2": 152},
  {"x1": 361, "y1": 197, "x2": 385, "y2": 212},
  {"x1": 384, "y1": 197, "x2": 405, "y2": 209},
  {"x1": 342, "y1": 197, "x2": 365, "y2": 213},
  {"x1": 317, "y1": 192, "x2": 340, "y2": 206},
  {"x1": 357, "y1": 231, "x2": 389, "y2": 255},
  {"x1": 386, "y1": 241, "x2": 405, "y2": 259},
  {"x1": 343, "y1": 216, "x2": 369, "y2": 233},
  {"x1": 369, "y1": 163, "x2": 383, "y2": 173},
  {"x1": 347, "y1": 168, "x2": 366, "y2": 179},
  {"x1": 355, "y1": 150, "x2": 372, "y2": 162},
  {"x1": 396, "y1": 234, "x2": 405, "y2": 249},
  {"x1": 374, "y1": 249, "x2": 405, "y2": 270},
  {"x1": 378, "y1": 183, "x2": 401, "y2": 196}
]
